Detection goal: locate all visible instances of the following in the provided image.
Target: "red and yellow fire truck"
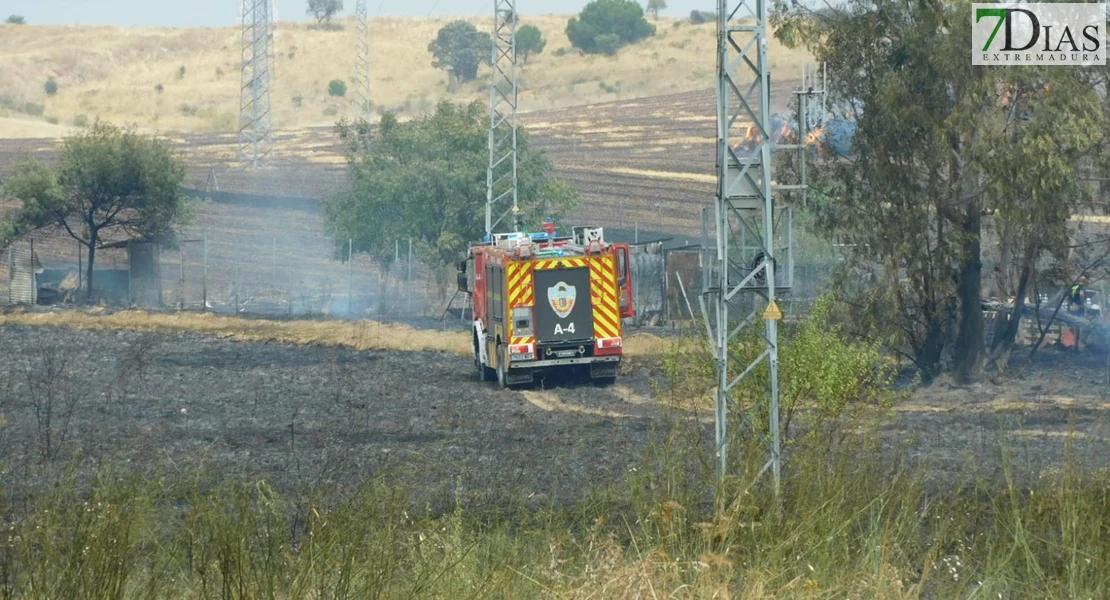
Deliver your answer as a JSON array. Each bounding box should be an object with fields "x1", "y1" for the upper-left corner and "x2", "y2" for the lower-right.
[{"x1": 457, "y1": 223, "x2": 633, "y2": 388}]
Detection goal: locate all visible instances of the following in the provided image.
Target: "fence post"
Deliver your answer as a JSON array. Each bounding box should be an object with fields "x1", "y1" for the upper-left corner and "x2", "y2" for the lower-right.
[
  {"x1": 634, "y1": 222, "x2": 639, "y2": 244},
  {"x1": 347, "y1": 238, "x2": 353, "y2": 316},
  {"x1": 179, "y1": 245, "x2": 185, "y2": 309},
  {"x1": 6, "y1": 246, "x2": 11, "y2": 305},
  {"x1": 202, "y1": 234, "x2": 208, "y2": 311},
  {"x1": 407, "y1": 239, "x2": 412, "y2": 282},
  {"x1": 29, "y1": 238, "x2": 35, "y2": 305},
  {"x1": 127, "y1": 243, "x2": 133, "y2": 308},
  {"x1": 234, "y1": 243, "x2": 241, "y2": 314}
]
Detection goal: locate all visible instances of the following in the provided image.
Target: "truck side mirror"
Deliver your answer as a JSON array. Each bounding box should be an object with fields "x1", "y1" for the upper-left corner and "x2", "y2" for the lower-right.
[
  {"x1": 457, "y1": 272, "x2": 469, "y2": 293},
  {"x1": 456, "y1": 260, "x2": 467, "y2": 273}
]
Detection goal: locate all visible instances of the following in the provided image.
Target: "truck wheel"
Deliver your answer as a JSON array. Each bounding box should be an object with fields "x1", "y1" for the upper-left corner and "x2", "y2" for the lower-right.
[
  {"x1": 475, "y1": 337, "x2": 495, "y2": 382},
  {"x1": 496, "y1": 344, "x2": 510, "y2": 389}
]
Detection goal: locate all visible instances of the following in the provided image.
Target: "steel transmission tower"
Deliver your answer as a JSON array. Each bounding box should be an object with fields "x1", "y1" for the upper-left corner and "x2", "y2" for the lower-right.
[
  {"x1": 238, "y1": 0, "x2": 274, "y2": 169},
  {"x1": 485, "y1": 0, "x2": 519, "y2": 235},
  {"x1": 706, "y1": 0, "x2": 796, "y2": 495},
  {"x1": 354, "y1": 0, "x2": 372, "y2": 122}
]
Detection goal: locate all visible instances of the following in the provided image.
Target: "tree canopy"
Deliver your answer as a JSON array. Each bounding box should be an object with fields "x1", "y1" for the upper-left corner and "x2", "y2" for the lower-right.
[
  {"x1": 566, "y1": 0, "x2": 656, "y2": 55},
  {"x1": 1, "y1": 121, "x2": 190, "y2": 298},
  {"x1": 515, "y1": 24, "x2": 546, "y2": 64},
  {"x1": 306, "y1": 0, "x2": 343, "y2": 26},
  {"x1": 647, "y1": 0, "x2": 667, "y2": 19},
  {"x1": 772, "y1": 0, "x2": 1110, "y2": 382},
  {"x1": 428, "y1": 21, "x2": 493, "y2": 83},
  {"x1": 323, "y1": 101, "x2": 578, "y2": 291}
]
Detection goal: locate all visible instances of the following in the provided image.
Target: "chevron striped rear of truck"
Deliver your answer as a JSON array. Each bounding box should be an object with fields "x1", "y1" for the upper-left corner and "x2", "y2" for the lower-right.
[{"x1": 459, "y1": 225, "x2": 633, "y2": 388}]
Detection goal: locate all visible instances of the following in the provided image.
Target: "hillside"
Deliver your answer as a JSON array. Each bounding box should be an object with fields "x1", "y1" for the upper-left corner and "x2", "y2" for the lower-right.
[{"x1": 0, "y1": 14, "x2": 811, "y2": 136}]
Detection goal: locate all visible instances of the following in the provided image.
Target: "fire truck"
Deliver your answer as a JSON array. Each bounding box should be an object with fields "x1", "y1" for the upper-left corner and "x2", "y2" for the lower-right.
[{"x1": 457, "y1": 222, "x2": 633, "y2": 388}]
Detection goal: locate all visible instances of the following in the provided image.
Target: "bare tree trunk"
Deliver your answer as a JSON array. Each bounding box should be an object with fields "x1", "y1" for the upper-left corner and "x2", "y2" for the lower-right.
[
  {"x1": 954, "y1": 180, "x2": 983, "y2": 384},
  {"x1": 987, "y1": 241, "x2": 1035, "y2": 373},
  {"x1": 996, "y1": 232, "x2": 1013, "y2": 299},
  {"x1": 84, "y1": 236, "x2": 96, "y2": 301}
]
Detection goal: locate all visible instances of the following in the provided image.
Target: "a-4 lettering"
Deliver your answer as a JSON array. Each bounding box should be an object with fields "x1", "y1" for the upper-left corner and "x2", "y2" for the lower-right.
[{"x1": 554, "y1": 322, "x2": 576, "y2": 335}]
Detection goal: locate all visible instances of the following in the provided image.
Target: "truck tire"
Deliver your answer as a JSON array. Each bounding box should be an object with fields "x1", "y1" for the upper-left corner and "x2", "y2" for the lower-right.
[
  {"x1": 475, "y1": 336, "x2": 496, "y2": 382},
  {"x1": 496, "y1": 344, "x2": 509, "y2": 389}
]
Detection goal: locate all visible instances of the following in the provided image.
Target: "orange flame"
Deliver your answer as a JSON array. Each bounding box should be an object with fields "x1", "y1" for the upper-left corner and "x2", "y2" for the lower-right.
[{"x1": 805, "y1": 125, "x2": 825, "y2": 146}]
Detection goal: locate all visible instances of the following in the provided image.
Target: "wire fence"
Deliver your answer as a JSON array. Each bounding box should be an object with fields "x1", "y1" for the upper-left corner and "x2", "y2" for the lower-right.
[
  {"x1": 0, "y1": 236, "x2": 836, "y2": 328},
  {"x1": 0, "y1": 237, "x2": 443, "y2": 320}
]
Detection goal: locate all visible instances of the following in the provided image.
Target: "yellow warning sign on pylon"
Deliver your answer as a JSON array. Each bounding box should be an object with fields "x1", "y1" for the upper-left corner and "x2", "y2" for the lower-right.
[{"x1": 763, "y1": 300, "x2": 783, "y2": 320}]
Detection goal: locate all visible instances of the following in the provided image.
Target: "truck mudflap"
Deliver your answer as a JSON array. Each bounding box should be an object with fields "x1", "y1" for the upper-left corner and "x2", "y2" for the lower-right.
[{"x1": 589, "y1": 361, "x2": 620, "y2": 380}]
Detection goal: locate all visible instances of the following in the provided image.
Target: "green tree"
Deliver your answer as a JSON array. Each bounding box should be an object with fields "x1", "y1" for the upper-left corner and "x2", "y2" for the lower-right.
[
  {"x1": 1, "y1": 122, "x2": 190, "y2": 299},
  {"x1": 646, "y1": 0, "x2": 667, "y2": 19},
  {"x1": 566, "y1": 0, "x2": 656, "y2": 55},
  {"x1": 594, "y1": 33, "x2": 621, "y2": 56},
  {"x1": 428, "y1": 21, "x2": 493, "y2": 83},
  {"x1": 515, "y1": 24, "x2": 546, "y2": 64},
  {"x1": 324, "y1": 101, "x2": 578, "y2": 302},
  {"x1": 5, "y1": 15, "x2": 24, "y2": 24},
  {"x1": 327, "y1": 79, "x2": 347, "y2": 97},
  {"x1": 306, "y1": 0, "x2": 343, "y2": 26},
  {"x1": 773, "y1": 0, "x2": 1109, "y2": 382}
]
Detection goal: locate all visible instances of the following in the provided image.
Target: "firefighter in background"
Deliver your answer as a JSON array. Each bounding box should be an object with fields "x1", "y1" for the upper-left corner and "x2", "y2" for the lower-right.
[{"x1": 1065, "y1": 277, "x2": 1089, "y2": 352}]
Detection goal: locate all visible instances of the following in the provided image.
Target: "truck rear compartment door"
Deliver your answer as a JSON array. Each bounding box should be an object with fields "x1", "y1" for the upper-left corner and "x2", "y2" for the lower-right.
[{"x1": 533, "y1": 266, "x2": 592, "y2": 343}]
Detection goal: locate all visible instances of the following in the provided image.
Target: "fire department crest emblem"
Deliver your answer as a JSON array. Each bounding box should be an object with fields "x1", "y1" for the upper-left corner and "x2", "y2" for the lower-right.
[{"x1": 548, "y1": 282, "x2": 576, "y2": 319}]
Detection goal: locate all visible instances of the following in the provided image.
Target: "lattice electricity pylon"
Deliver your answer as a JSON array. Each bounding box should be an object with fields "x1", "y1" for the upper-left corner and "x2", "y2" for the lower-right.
[
  {"x1": 238, "y1": 0, "x2": 274, "y2": 169},
  {"x1": 354, "y1": 0, "x2": 372, "y2": 123},
  {"x1": 485, "y1": 0, "x2": 518, "y2": 236},
  {"x1": 704, "y1": 0, "x2": 794, "y2": 496}
]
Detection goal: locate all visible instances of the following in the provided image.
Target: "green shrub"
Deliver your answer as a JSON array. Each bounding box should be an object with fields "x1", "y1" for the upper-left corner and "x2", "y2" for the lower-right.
[
  {"x1": 327, "y1": 79, "x2": 347, "y2": 97},
  {"x1": 44, "y1": 78, "x2": 58, "y2": 96},
  {"x1": 5, "y1": 15, "x2": 24, "y2": 24},
  {"x1": 778, "y1": 294, "x2": 904, "y2": 438},
  {"x1": 23, "y1": 102, "x2": 44, "y2": 116},
  {"x1": 594, "y1": 33, "x2": 621, "y2": 56},
  {"x1": 154, "y1": 83, "x2": 164, "y2": 94},
  {"x1": 179, "y1": 104, "x2": 198, "y2": 117},
  {"x1": 566, "y1": 0, "x2": 655, "y2": 54},
  {"x1": 291, "y1": 94, "x2": 304, "y2": 108},
  {"x1": 73, "y1": 114, "x2": 89, "y2": 127},
  {"x1": 45, "y1": 115, "x2": 59, "y2": 125},
  {"x1": 323, "y1": 106, "x2": 339, "y2": 116},
  {"x1": 689, "y1": 9, "x2": 716, "y2": 24},
  {"x1": 428, "y1": 20, "x2": 493, "y2": 83}
]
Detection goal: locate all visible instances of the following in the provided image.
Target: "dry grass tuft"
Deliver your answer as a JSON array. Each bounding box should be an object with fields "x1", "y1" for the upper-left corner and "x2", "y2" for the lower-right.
[{"x1": 0, "y1": 309, "x2": 471, "y2": 354}]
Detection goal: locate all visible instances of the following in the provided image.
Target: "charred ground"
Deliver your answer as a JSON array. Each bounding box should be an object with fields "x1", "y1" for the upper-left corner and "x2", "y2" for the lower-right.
[{"x1": 1, "y1": 321, "x2": 1109, "y2": 507}]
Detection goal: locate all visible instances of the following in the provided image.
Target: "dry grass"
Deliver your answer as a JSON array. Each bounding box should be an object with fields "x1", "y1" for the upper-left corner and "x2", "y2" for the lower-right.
[
  {"x1": 0, "y1": 15, "x2": 812, "y2": 138},
  {"x1": 603, "y1": 166, "x2": 717, "y2": 184},
  {"x1": 0, "y1": 309, "x2": 472, "y2": 354},
  {"x1": 0, "y1": 308, "x2": 670, "y2": 357}
]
